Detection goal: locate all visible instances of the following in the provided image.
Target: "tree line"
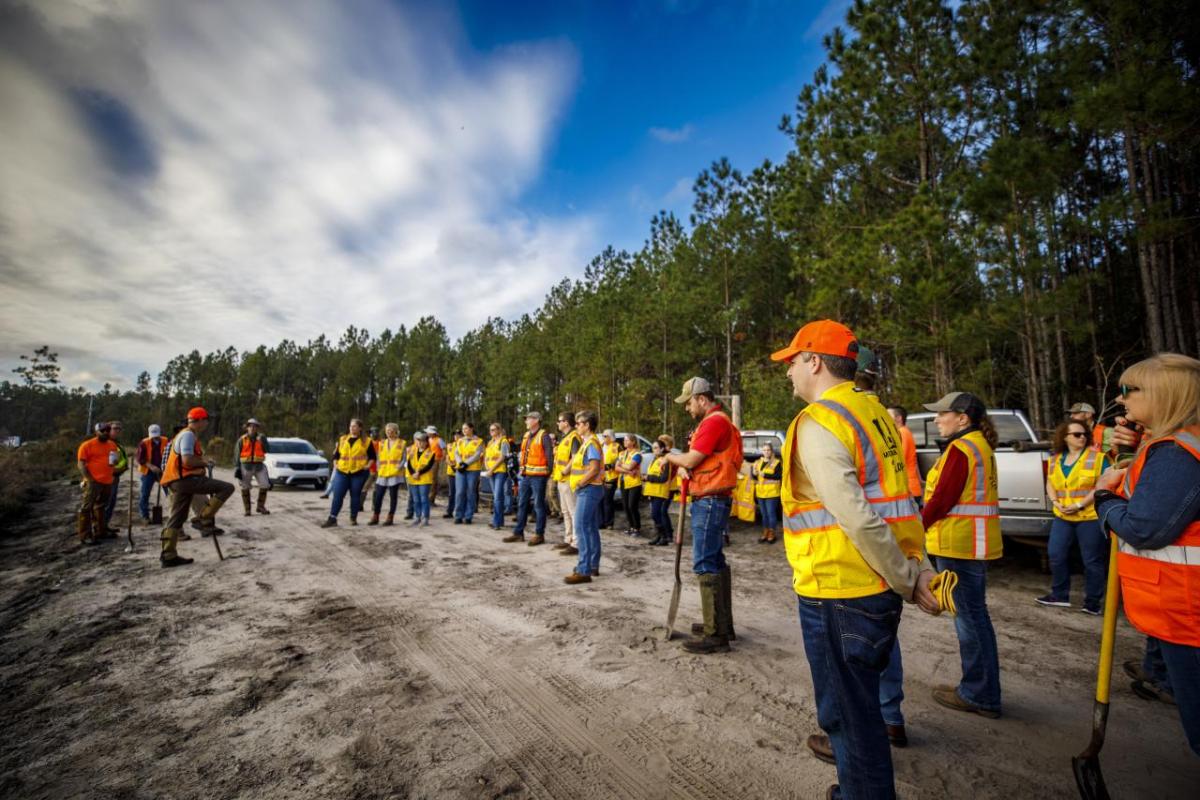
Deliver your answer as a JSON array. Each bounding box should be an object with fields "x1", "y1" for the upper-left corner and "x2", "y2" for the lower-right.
[{"x1": 2, "y1": 0, "x2": 1197, "y2": 450}]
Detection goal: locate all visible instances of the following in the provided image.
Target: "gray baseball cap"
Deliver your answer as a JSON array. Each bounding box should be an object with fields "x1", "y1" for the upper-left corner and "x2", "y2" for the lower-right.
[{"x1": 674, "y1": 376, "x2": 713, "y2": 404}]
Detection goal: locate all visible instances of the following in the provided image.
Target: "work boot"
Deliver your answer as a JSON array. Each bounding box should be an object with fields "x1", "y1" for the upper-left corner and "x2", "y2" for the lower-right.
[
  {"x1": 320, "y1": 517, "x2": 337, "y2": 528},
  {"x1": 241, "y1": 490, "x2": 252, "y2": 516},
  {"x1": 403, "y1": 512, "x2": 413, "y2": 521},
  {"x1": 256, "y1": 490, "x2": 270, "y2": 514},
  {"x1": 552, "y1": 542, "x2": 568, "y2": 550},
  {"x1": 806, "y1": 734, "x2": 835, "y2": 764},
  {"x1": 758, "y1": 529, "x2": 769, "y2": 544},
  {"x1": 682, "y1": 575, "x2": 730, "y2": 654},
  {"x1": 648, "y1": 527, "x2": 665, "y2": 546},
  {"x1": 502, "y1": 534, "x2": 525, "y2": 543},
  {"x1": 564, "y1": 571, "x2": 592, "y2": 585},
  {"x1": 765, "y1": 528, "x2": 776, "y2": 544},
  {"x1": 368, "y1": 513, "x2": 380, "y2": 526},
  {"x1": 384, "y1": 513, "x2": 394, "y2": 526},
  {"x1": 159, "y1": 528, "x2": 193, "y2": 567},
  {"x1": 76, "y1": 511, "x2": 92, "y2": 544},
  {"x1": 527, "y1": 535, "x2": 544, "y2": 546},
  {"x1": 560, "y1": 545, "x2": 579, "y2": 555},
  {"x1": 350, "y1": 515, "x2": 358, "y2": 526}
]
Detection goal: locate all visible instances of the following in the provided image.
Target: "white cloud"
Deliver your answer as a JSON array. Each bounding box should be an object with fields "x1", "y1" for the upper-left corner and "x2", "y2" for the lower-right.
[
  {"x1": 0, "y1": 0, "x2": 593, "y2": 389},
  {"x1": 803, "y1": 0, "x2": 851, "y2": 41},
  {"x1": 662, "y1": 176, "x2": 693, "y2": 206},
  {"x1": 648, "y1": 123, "x2": 694, "y2": 144}
]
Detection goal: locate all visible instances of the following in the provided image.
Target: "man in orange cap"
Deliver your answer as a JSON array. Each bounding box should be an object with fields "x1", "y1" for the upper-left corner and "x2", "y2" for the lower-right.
[
  {"x1": 771, "y1": 320, "x2": 940, "y2": 800},
  {"x1": 158, "y1": 407, "x2": 234, "y2": 567}
]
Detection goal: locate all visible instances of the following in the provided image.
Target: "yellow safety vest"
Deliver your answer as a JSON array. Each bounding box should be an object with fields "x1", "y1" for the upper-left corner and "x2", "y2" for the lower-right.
[
  {"x1": 644, "y1": 456, "x2": 671, "y2": 499},
  {"x1": 782, "y1": 382, "x2": 925, "y2": 599},
  {"x1": 732, "y1": 474, "x2": 756, "y2": 521},
  {"x1": 603, "y1": 442, "x2": 621, "y2": 483},
  {"x1": 1048, "y1": 449, "x2": 1103, "y2": 521},
  {"x1": 377, "y1": 438, "x2": 406, "y2": 479},
  {"x1": 553, "y1": 430, "x2": 580, "y2": 482},
  {"x1": 754, "y1": 457, "x2": 782, "y2": 499},
  {"x1": 924, "y1": 429, "x2": 1002, "y2": 560},
  {"x1": 484, "y1": 436, "x2": 507, "y2": 473},
  {"x1": 568, "y1": 434, "x2": 605, "y2": 492},
  {"x1": 445, "y1": 440, "x2": 458, "y2": 475},
  {"x1": 335, "y1": 435, "x2": 372, "y2": 474},
  {"x1": 618, "y1": 449, "x2": 643, "y2": 490},
  {"x1": 457, "y1": 436, "x2": 484, "y2": 472},
  {"x1": 405, "y1": 445, "x2": 436, "y2": 485}
]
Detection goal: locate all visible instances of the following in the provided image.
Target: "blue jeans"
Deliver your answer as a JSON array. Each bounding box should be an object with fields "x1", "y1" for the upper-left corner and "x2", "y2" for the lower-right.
[
  {"x1": 879, "y1": 638, "x2": 905, "y2": 726},
  {"x1": 1047, "y1": 518, "x2": 1108, "y2": 608},
  {"x1": 649, "y1": 497, "x2": 672, "y2": 536},
  {"x1": 934, "y1": 556, "x2": 1002, "y2": 712},
  {"x1": 490, "y1": 473, "x2": 509, "y2": 527},
  {"x1": 138, "y1": 473, "x2": 158, "y2": 519},
  {"x1": 513, "y1": 475, "x2": 548, "y2": 536},
  {"x1": 797, "y1": 591, "x2": 901, "y2": 800},
  {"x1": 690, "y1": 495, "x2": 731, "y2": 575},
  {"x1": 757, "y1": 496, "x2": 781, "y2": 530},
  {"x1": 1157, "y1": 638, "x2": 1200, "y2": 755},
  {"x1": 455, "y1": 470, "x2": 480, "y2": 521},
  {"x1": 409, "y1": 483, "x2": 431, "y2": 520},
  {"x1": 444, "y1": 471, "x2": 455, "y2": 513},
  {"x1": 329, "y1": 470, "x2": 369, "y2": 519},
  {"x1": 574, "y1": 484, "x2": 603, "y2": 575},
  {"x1": 104, "y1": 474, "x2": 121, "y2": 524}
]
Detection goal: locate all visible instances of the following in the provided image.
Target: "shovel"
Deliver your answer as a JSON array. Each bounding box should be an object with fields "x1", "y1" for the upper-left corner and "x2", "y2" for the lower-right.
[
  {"x1": 1072, "y1": 535, "x2": 1121, "y2": 799},
  {"x1": 664, "y1": 479, "x2": 689, "y2": 641},
  {"x1": 125, "y1": 470, "x2": 135, "y2": 552}
]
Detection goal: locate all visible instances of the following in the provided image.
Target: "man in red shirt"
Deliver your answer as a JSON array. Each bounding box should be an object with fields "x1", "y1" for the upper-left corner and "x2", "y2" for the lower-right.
[
  {"x1": 76, "y1": 422, "x2": 120, "y2": 544},
  {"x1": 665, "y1": 377, "x2": 743, "y2": 654}
]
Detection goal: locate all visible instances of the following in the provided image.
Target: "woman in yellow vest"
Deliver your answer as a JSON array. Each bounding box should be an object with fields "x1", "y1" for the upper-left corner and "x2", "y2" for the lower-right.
[
  {"x1": 1038, "y1": 419, "x2": 1110, "y2": 613},
  {"x1": 321, "y1": 418, "x2": 377, "y2": 528},
  {"x1": 615, "y1": 434, "x2": 645, "y2": 537},
  {"x1": 369, "y1": 423, "x2": 407, "y2": 526},
  {"x1": 921, "y1": 391, "x2": 1003, "y2": 718},
  {"x1": 644, "y1": 436, "x2": 675, "y2": 545},
  {"x1": 753, "y1": 443, "x2": 783, "y2": 544},
  {"x1": 453, "y1": 422, "x2": 485, "y2": 524},
  {"x1": 565, "y1": 410, "x2": 605, "y2": 584},
  {"x1": 601, "y1": 430, "x2": 621, "y2": 529},
  {"x1": 405, "y1": 430, "x2": 436, "y2": 526},
  {"x1": 485, "y1": 423, "x2": 511, "y2": 531}
]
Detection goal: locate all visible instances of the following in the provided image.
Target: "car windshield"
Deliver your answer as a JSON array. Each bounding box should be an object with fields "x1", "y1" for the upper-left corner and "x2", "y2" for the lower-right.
[{"x1": 268, "y1": 440, "x2": 318, "y2": 455}]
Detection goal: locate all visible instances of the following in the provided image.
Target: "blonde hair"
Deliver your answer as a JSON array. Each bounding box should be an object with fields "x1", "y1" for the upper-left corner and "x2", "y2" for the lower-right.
[
  {"x1": 1119, "y1": 353, "x2": 1200, "y2": 436},
  {"x1": 385, "y1": 422, "x2": 399, "y2": 435}
]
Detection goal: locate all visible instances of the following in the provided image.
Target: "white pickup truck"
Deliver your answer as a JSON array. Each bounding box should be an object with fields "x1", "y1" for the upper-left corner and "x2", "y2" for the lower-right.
[{"x1": 907, "y1": 409, "x2": 1054, "y2": 545}]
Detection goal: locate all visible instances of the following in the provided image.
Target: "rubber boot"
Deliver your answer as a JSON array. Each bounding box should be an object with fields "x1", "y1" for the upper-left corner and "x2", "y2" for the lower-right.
[
  {"x1": 368, "y1": 513, "x2": 380, "y2": 526},
  {"x1": 383, "y1": 513, "x2": 394, "y2": 526},
  {"x1": 196, "y1": 495, "x2": 227, "y2": 534},
  {"x1": 719, "y1": 565, "x2": 736, "y2": 640},
  {"x1": 256, "y1": 489, "x2": 270, "y2": 514},
  {"x1": 160, "y1": 528, "x2": 193, "y2": 567},
  {"x1": 241, "y1": 490, "x2": 252, "y2": 516},
  {"x1": 682, "y1": 575, "x2": 730, "y2": 654}
]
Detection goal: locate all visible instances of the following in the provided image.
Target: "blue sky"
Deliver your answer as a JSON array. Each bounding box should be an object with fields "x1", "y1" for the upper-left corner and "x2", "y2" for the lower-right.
[{"x1": 0, "y1": 0, "x2": 847, "y2": 388}]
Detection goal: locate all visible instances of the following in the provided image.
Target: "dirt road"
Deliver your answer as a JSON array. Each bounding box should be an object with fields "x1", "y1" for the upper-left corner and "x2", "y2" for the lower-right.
[{"x1": 1, "y1": 473, "x2": 1196, "y2": 799}]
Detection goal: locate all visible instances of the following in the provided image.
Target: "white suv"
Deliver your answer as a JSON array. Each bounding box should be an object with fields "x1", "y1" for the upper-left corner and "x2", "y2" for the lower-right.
[{"x1": 263, "y1": 437, "x2": 331, "y2": 489}]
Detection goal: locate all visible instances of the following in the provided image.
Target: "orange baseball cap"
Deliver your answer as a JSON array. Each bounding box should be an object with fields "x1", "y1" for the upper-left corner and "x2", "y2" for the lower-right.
[
  {"x1": 770, "y1": 319, "x2": 859, "y2": 362},
  {"x1": 187, "y1": 406, "x2": 209, "y2": 421}
]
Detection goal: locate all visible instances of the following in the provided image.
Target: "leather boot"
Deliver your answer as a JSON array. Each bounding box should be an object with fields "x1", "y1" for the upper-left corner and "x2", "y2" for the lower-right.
[
  {"x1": 76, "y1": 511, "x2": 95, "y2": 544},
  {"x1": 241, "y1": 490, "x2": 252, "y2": 516},
  {"x1": 765, "y1": 528, "x2": 777, "y2": 544},
  {"x1": 682, "y1": 575, "x2": 730, "y2": 654},
  {"x1": 160, "y1": 528, "x2": 193, "y2": 567},
  {"x1": 648, "y1": 526, "x2": 665, "y2": 546},
  {"x1": 368, "y1": 512, "x2": 379, "y2": 525},
  {"x1": 758, "y1": 528, "x2": 769, "y2": 543},
  {"x1": 256, "y1": 489, "x2": 270, "y2": 514},
  {"x1": 384, "y1": 513, "x2": 394, "y2": 526}
]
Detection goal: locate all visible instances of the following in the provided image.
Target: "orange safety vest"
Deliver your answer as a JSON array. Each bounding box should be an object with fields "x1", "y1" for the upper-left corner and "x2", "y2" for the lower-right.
[
  {"x1": 238, "y1": 434, "x2": 267, "y2": 463},
  {"x1": 138, "y1": 436, "x2": 170, "y2": 475},
  {"x1": 898, "y1": 424, "x2": 923, "y2": 498},
  {"x1": 521, "y1": 429, "x2": 550, "y2": 476},
  {"x1": 161, "y1": 430, "x2": 205, "y2": 486},
  {"x1": 1116, "y1": 427, "x2": 1200, "y2": 647},
  {"x1": 688, "y1": 408, "x2": 742, "y2": 497}
]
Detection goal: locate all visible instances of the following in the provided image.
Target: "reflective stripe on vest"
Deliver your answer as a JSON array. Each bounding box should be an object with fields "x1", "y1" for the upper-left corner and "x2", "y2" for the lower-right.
[
  {"x1": 780, "y1": 383, "x2": 925, "y2": 599},
  {"x1": 335, "y1": 435, "x2": 372, "y2": 473},
  {"x1": 554, "y1": 430, "x2": 579, "y2": 482},
  {"x1": 405, "y1": 446, "x2": 436, "y2": 485},
  {"x1": 1049, "y1": 449, "x2": 1102, "y2": 521},
  {"x1": 377, "y1": 439, "x2": 406, "y2": 479},
  {"x1": 568, "y1": 434, "x2": 604, "y2": 492},
  {"x1": 924, "y1": 430, "x2": 1002, "y2": 560},
  {"x1": 1115, "y1": 427, "x2": 1200, "y2": 647},
  {"x1": 457, "y1": 437, "x2": 484, "y2": 471},
  {"x1": 484, "y1": 437, "x2": 507, "y2": 473},
  {"x1": 754, "y1": 458, "x2": 781, "y2": 499},
  {"x1": 239, "y1": 434, "x2": 266, "y2": 463}
]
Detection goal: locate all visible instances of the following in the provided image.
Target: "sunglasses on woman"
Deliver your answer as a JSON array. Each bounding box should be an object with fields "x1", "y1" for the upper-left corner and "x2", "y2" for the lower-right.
[
  {"x1": 1120, "y1": 384, "x2": 1140, "y2": 398},
  {"x1": 1066, "y1": 432, "x2": 1087, "y2": 439}
]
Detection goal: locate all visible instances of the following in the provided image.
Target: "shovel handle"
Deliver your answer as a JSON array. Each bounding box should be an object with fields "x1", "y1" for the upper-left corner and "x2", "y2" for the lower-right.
[{"x1": 1095, "y1": 535, "x2": 1121, "y2": 704}]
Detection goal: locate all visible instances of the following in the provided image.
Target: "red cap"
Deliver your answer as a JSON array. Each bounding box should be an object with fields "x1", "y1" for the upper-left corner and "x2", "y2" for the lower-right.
[
  {"x1": 187, "y1": 406, "x2": 209, "y2": 421},
  {"x1": 770, "y1": 320, "x2": 859, "y2": 362}
]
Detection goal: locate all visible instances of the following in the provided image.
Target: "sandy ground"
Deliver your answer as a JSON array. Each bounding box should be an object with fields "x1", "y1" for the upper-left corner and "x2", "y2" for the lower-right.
[{"x1": 1, "y1": 471, "x2": 1197, "y2": 800}]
